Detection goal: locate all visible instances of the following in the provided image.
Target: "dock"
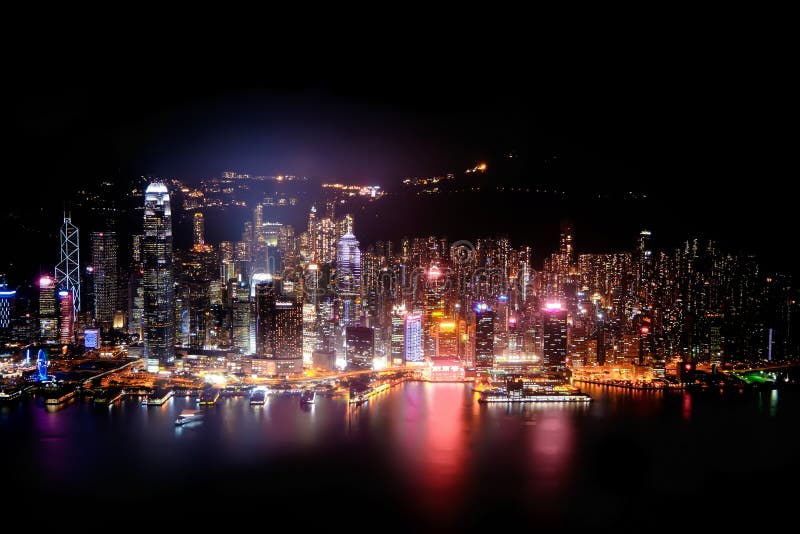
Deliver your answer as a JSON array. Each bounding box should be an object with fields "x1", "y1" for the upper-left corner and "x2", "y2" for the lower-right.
[
  {"x1": 198, "y1": 388, "x2": 220, "y2": 405},
  {"x1": 45, "y1": 389, "x2": 77, "y2": 405},
  {"x1": 142, "y1": 388, "x2": 174, "y2": 406}
]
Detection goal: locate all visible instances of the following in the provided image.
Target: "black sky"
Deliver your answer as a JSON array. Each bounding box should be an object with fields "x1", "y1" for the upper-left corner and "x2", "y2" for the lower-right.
[{"x1": 5, "y1": 39, "x2": 799, "y2": 277}]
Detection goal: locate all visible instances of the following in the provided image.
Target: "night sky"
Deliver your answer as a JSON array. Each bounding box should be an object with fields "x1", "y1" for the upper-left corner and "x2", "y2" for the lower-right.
[{"x1": 5, "y1": 49, "x2": 798, "y2": 278}]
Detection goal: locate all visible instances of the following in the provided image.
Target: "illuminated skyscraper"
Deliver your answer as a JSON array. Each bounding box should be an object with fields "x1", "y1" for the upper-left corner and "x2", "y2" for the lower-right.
[
  {"x1": 302, "y1": 303, "x2": 316, "y2": 366},
  {"x1": 336, "y1": 224, "x2": 362, "y2": 326},
  {"x1": 475, "y1": 303, "x2": 494, "y2": 370},
  {"x1": 404, "y1": 311, "x2": 423, "y2": 363},
  {"x1": 543, "y1": 303, "x2": 568, "y2": 371},
  {"x1": 91, "y1": 231, "x2": 118, "y2": 332},
  {"x1": 59, "y1": 290, "x2": 74, "y2": 343},
  {"x1": 423, "y1": 264, "x2": 446, "y2": 358},
  {"x1": 142, "y1": 182, "x2": 175, "y2": 364},
  {"x1": 38, "y1": 275, "x2": 57, "y2": 340},
  {"x1": 391, "y1": 304, "x2": 406, "y2": 365},
  {"x1": 0, "y1": 280, "x2": 16, "y2": 341},
  {"x1": 193, "y1": 212, "x2": 205, "y2": 246},
  {"x1": 232, "y1": 278, "x2": 251, "y2": 354},
  {"x1": 256, "y1": 279, "x2": 303, "y2": 374},
  {"x1": 54, "y1": 214, "x2": 80, "y2": 319},
  {"x1": 346, "y1": 326, "x2": 374, "y2": 370},
  {"x1": 436, "y1": 320, "x2": 458, "y2": 357}
]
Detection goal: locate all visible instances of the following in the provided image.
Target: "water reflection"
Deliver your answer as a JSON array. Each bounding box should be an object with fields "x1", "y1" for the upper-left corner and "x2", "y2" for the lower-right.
[{"x1": 3, "y1": 380, "x2": 799, "y2": 529}]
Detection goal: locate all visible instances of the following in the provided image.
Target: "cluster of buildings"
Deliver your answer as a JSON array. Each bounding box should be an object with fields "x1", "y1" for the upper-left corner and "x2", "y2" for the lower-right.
[{"x1": 1, "y1": 182, "x2": 797, "y2": 383}]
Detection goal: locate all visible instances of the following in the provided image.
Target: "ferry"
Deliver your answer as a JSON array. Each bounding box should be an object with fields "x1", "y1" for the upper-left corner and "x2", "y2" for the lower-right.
[
  {"x1": 300, "y1": 390, "x2": 316, "y2": 405},
  {"x1": 198, "y1": 388, "x2": 220, "y2": 405},
  {"x1": 478, "y1": 390, "x2": 592, "y2": 403},
  {"x1": 175, "y1": 409, "x2": 203, "y2": 426},
  {"x1": 250, "y1": 389, "x2": 266, "y2": 406}
]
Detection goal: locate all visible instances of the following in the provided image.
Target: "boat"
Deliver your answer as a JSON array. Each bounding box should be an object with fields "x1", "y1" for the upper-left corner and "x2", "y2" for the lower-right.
[
  {"x1": 300, "y1": 390, "x2": 316, "y2": 405},
  {"x1": 250, "y1": 389, "x2": 266, "y2": 406},
  {"x1": 175, "y1": 409, "x2": 203, "y2": 426},
  {"x1": 477, "y1": 390, "x2": 592, "y2": 403}
]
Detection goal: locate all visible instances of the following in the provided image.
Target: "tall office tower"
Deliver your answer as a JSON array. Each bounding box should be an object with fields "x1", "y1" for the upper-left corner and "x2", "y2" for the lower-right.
[
  {"x1": 91, "y1": 231, "x2": 118, "y2": 332},
  {"x1": 128, "y1": 269, "x2": 144, "y2": 340},
  {"x1": 302, "y1": 303, "x2": 316, "y2": 366},
  {"x1": 142, "y1": 182, "x2": 175, "y2": 365},
  {"x1": 253, "y1": 204, "x2": 264, "y2": 244},
  {"x1": 0, "y1": 280, "x2": 16, "y2": 341},
  {"x1": 132, "y1": 234, "x2": 143, "y2": 263},
  {"x1": 543, "y1": 302, "x2": 568, "y2": 371},
  {"x1": 423, "y1": 264, "x2": 446, "y2": 358},
  {"x1": 58, "y1": 290, "x2": 74, "y2": 343},
  {"x1": 436, "y1": 320, "x2": 458, "y2": 357},
  {"x1": 54, "y1": 214, "x2": 80, "y2": 320},
  {"x1": 256, "y1": 280, "x2": 303, "y2": 374},
  {"x1": 636, "y1": 230, "x2": 654, "y2": 305},
  {"x1": 232, "y1": 278, "x2": 251, "y2": 354},
  {"x1": 193, "y1": 212, "x2": 205, "y2": 247},
  {"x1": 307, "y1": 205, "x2": 318, "y2": 260},
  {"x1": 404, "y1": 311, "x2": 423, "y2": 363},
  {"x1": 475, "y1": 303, "x2": 495, "y2": 370},
  {"x1": 345, "y1": 326, "x2": 374, "y2": 370},
  {"x1": 336, "y1": 224, "x2": 362, "y2": 326},
  {"x1": 38, "y1": 275, "x2": 57, "y2": 340},
  {"x1": 559, "y1": 220, "x2": 574, "y2": 268},
  {"x1": 316, "y1": 298, "x2": 335, "y2": 350},
  {"x1": 391, "y1": 304, "x2": 406, "y2": 365}
]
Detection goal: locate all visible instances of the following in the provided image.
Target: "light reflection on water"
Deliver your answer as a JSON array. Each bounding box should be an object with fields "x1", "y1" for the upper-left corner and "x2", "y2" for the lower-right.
[{"x1": 3, "y1": 381, "x2": 799, "y2": 528}]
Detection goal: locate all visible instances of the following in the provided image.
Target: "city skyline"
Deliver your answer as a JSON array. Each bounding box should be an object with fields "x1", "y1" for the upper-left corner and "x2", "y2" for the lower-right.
[{"x1": 3, "y1": 71, "x2": 799, "y2": 530}]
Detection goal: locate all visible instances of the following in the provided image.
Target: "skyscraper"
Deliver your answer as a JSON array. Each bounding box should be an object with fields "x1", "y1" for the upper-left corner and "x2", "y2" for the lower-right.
[
  {"x1": 0, "y1": 280, "x2": 17, "y2": 341},
  {"x1": 193, "y1": 212, "x2": 205, "y2": 247},
  {"x1": 54, "y1": 214, "x2": 80, "y2": 319},
  {"x1": 543, "y1": 302, "x2": 568, "y2": 371},
  {"x1": 391, "y1": 304, "x2": 406, "y2": 365},
  {"x1": 423, "y1": 264, "x2": 446, "y2": 358},
  {"x1": 404, "y1": 311, "x2": 423, "y2": 363},
  {"x1": 255, "y1": 279, "x2": 303, "y2": 375},
  {"x1": 346, "y1": 326, "x2": 374, "y2": 370},
  {"x1": 38, "y1": 275, "x2": 57, "y2": 340},
  {"x1": 142, "y1": 182, "x2": 175, "y2": 365},
  {"x1": 475, "y1": 303, "x2": 495, "y2": 370},
  {"x1": 336, "y1": 224, "x2": 362, "y2": 327},
  {"x1": 302, "y1": 303, "x2": 316, "y2": 367},
  {"x1": 91, "y1": 231, "x2": 118, "y2": 332},
  {"x1": 59, "y1": 290, "x2": 74, "y2": 343},
  {"x1": 232, "y1": 278, "x2": 251, "y2": 354}
]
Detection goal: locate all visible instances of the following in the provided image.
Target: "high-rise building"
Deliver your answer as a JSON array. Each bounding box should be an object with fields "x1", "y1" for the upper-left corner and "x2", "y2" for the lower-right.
[
  {"x1": 543, "y1": 302, "x2": 568, "y2": 371},
  {"x1": 91, "y1": 231, "x2": 118, "y2": 332},
  {"x1": 391, "y1": 304, "x2": 406, "y2": 365},
  {"x1": 436, "y1": 320, "x2": 458, "y2": 357},
  {"x1": 54, "y1": 214, "x2": 80, "y2": 320},
  {"x1": 232, "y1": 278, "x2": 251, "y2": 354},
  {"x1": 58, "y1": 290, "x2": 74, "y2": 343},
  {"x1": 0, "y1": 280, "x2": 17, "y2": 341},
  {"x1": 336, "y1": 224, "x2": 362, "y2": 327},
  {"x1": 142, "y1": 182, "x2": 175, "y2": 365},
  {"x1": 475, "y1": 303, "x2": 495, "y2": 370},
  {"x1": 38, "y1": 275, "x2": 57, "y2": 340},
  {"x1": 302, "y1": 303, "x2": 316, "y2": 367},
  {"x1": 423, "y1": 264, "x2": 446, "y2": 358},
  {"x1": 404, "y1": 311, "x2": 423, "y2": 363},
  {"x1": 255, "y1": 279, "x2": 303, "y2": 375},
  {"x1": 346, "y1": 326, "x2": 374, "y2": 370},
  {"x1": 193, "y1": 212, "x2": 205, "y2": 246}
]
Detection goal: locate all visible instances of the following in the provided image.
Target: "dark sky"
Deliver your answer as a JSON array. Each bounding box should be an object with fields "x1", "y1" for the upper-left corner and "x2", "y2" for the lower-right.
[{"x1": 5, "y1": 43, "x2": 798, "y2": 278}]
